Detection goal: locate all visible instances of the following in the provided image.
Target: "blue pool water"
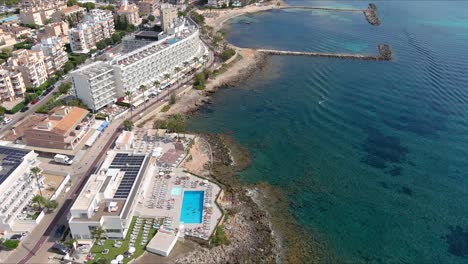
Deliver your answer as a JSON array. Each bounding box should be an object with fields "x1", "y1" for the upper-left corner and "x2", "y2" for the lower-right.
[
  {"x1": 171, "y1": 187, "x2": 182, "y2": 196},
  {"x1": 167, "y1": 38, "x2": 180, "y2": 44},
  {"x1": 180, "y1": 191, "x2": 204, "y2": 224}
]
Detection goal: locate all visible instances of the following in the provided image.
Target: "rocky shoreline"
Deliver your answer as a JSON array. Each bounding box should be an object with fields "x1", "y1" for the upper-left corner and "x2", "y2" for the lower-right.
[{"x1": 175, "y1": 134, "x2": 277, "y2": 263}]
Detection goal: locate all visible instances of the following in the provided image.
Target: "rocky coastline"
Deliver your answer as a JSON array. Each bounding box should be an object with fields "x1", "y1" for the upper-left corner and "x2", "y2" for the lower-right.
[{"x1": 363, "y1": 3, "x2": 381, "y2": 26}]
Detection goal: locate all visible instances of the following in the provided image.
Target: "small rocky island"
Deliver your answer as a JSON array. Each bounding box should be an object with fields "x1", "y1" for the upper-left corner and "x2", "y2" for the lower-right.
[
  {"x1": 378, "y1": 44, "x2": 392, "y2": 60},
  {"x1": 364, "y1": 3, "x2": 381, "y2": 26}
]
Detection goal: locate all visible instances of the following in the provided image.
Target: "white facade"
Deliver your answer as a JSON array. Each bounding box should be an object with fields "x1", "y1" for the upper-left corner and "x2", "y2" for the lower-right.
[
  {"x1": 32, "y1": 36, "x2": 68, "y2": 76},
  {"x1": 72, "y1": 20, "x2": 204, "y2": 111},
  {"x1": 71, "y1": 62, "x2": 117, "y2": 111},
  {"x1": 112, "y1": 20, "x2": 203, "y2": 96},
  {"x1": 68, "y1": 151, "x2": 150, "y2": 243},
  {"x1": 0, "y1": 146, "x2": 41, "y2": 233}
]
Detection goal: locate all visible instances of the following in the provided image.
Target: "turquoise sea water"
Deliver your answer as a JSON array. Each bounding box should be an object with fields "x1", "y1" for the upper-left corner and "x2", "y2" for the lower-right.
[
  {"x1": 180, "y1": 191, "x2": 204, "y2": 224},
  {"x1": 188, "y1": 1, "x2": 468, "y2": 262}
]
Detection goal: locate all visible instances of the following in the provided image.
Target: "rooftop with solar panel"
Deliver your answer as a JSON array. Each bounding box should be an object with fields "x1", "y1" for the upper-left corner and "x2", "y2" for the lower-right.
[{"x1": 69, "y1": 150, "x2": 151, "y2": 235}]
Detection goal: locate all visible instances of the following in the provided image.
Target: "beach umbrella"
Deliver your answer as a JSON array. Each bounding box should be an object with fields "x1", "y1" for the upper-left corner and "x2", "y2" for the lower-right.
[
  {"x1": 203, "y1": 179, "x2": 209, "y2": 184},
  {"x1": 179, "y1": 224, "x2": 185, "y2": 230},
  {"x1": 128, "y1": 247, "x2": 136, "y2": 254},
  {"x1": 111, "y1": 260, "x2": 118, "y2": 264},
  {"x1": 204, "y1": 203, "x2": 212, "y2": 208},
  {"x1": 116, "y1": 255, "x2": 124, "y2": 261},
  {"x1": 159, "y1": 172, "x2": 164, "y2": 176}
]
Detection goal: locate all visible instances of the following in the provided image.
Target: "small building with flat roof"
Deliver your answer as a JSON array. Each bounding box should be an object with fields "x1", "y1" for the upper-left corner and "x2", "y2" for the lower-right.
[{"x1": 146, "y1": 229, "x2": 179, "y2": 257}]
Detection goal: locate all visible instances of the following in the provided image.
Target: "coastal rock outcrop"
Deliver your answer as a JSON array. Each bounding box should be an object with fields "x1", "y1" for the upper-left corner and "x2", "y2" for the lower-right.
[
  {"x1": 378, "y1": 44, "x2": 392, "y2": 60},
  {"x1": 364, "y1": 3, "x2": 381, "y2": 26}
]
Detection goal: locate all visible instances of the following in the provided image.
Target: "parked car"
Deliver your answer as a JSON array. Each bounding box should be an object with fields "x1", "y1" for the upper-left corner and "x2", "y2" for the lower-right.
[
  {"x1": 52, "y1": 242, "x2": 70, "y2": 255},
  {"x1": 31, "y1": 99, "x2": 39, "y2": 104},
  {"x1": 3, "y1": 117, "x2": 12, "y2": 124},
  {"x1": 20, "y1": 106, "x2": 29, "y2": 112},
  {"x1": 55, "y1": 224, "x2": 65, "y2": 237},
  {"x1": 10, "y1": 234, "x2": 24, "y2": 241}
]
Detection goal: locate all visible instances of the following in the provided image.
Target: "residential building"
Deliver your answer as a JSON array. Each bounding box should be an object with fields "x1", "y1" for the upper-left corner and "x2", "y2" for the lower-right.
[
  {"x1": 0, "y1": 29, "x2": 17, "y2": 50},
  {"x1": 19, "y1": 2, "x2": 66, "y2": 25},
  {"x1": 68, "y1": 150, "x2": 150, "y2": 243},
  {"x1": 0, "y1": 146, "x2": 42, "y2": 232},
  {"x1": 160, "y1": 4, "x2": 177, "y2": 32},
  {"x1": 7, "y1": 49, "x2": 48, "y2": 88},
  {"x1": 44, "y1": 21, "x2": 70, "y2": 43},
  {"x1": 207, "y1": 0, "x2": 229, "y2": 8},
  {"x1": 138, "y1": 0, "x2": 159, "y2": 16},
  {"x1": 32, "y1": 37, "x2": 68, "y2": 76},
  {"x1": 122, "y1": 31, "x2": 161, "y2": 53},
  {"x1": 117, "y1": 0, "x2": 141, "y2": 26},
  {"x1": 0, "y1": 23, "x2": 32, "y2": 39},
  {"x1": 52, "y1": 4, "x2": 86, "y2": 23},
  {"x1": 0, "y1": 67, "x2": 26, "y2": 103},
  {"x1": 68, "y1": 9, "x2": 115, "y2": 53},
  {"x1": 71, "y1": 62, "x2": 117, "y2": 111},
  {"x1": 23, "y1": 106, "x2": 92, "y2": 150}
]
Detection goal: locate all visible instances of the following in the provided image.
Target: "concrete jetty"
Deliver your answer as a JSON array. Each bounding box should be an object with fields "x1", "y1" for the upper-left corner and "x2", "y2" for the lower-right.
[
  {"x1": 257, "y1": 45, "x2": 392, "y2": 61},
  {"x1": 277, "y1": 6, "x2": 363, "y2": 12}
]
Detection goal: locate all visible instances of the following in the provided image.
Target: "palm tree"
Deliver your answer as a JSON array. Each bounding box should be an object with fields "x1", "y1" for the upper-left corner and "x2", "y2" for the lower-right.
[
  {"x1": 192, "y1": 57, "x2": 199, "y2": 71},
  {"x1": 125, "y1": 90, "x2": 134, "y2": 117},
  {"x1": 183, "y1": 61, "x2": 189, "y2": 74},
  {"x1": 174, "y1": 67, "x2": 181, "y2": 86},
  {"x1": 163, "y1": 73, "x2": 171, "y2": 97},
  {"x1": 153, "y1": 80, "x2": 160, "y2": 101},
  {"x1": 91, "y1": 227, "x2": 106, "y2": 250},
  {"x1": 30, "y1": 167, "x2": 43, "y2": 198},
  {"x1": 139, "y1": 85, "x2": 147, "y2": 110},
  {"x1": 32, "y1": 195, "x2": 46, "y2": 210},
  {"x1": 45, "y1": 200, "x2": 59, "y2": 213}
]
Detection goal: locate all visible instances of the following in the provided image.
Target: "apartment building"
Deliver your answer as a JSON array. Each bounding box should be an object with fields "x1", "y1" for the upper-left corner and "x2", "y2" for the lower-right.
[
  {"x1": 0, "y1": 29, "x2": 17, "y2": 50},
  {"x1": 0, "y1": 23, "x2": 32, "y2": 39},
  {"x1": 23, "y1": 106, "x2": 91, "y2": 150},
  {"x1": 207, "y1": 0, "x2": 229, "y2": 8},
  {"x1": 68, "y1": 9, "x2": 115, "y2": 53},
  {"x1": 0, "y1": 146, "x2": 41, "y2": 232},
  {"x1": 68, "y1": 150, "x2": 150, "y2": 243},
  {"x1": 138, "y1": 0, "x2": 159, "y2": 16},
  {"x1": 117, "y1": 1, "x2": 142, "y2": 26},
  {"x1": 19, "y1": 2, "x2": 66, "y2": 25},
  {"x1": 32, "y1": 37, "x2": 68, "y2": 76},
  {"x1": 0, "y1": 67, "x2": 26, "y2": 103},
  {"x1": 7, "y1": 49, "x2": 48, "y2": 88},
  {"x1": 52, "y1": 4, "x2": 86, "y2": 23},
  {"x1": 71, "y1": 62, "x2": 117, "y2": 111},
  {"x1": 44, "y1": 21, "x2": 70, "y2": 43},
  {"x1": 160, "y1": 4, "x2": 177, "y2": 32}
]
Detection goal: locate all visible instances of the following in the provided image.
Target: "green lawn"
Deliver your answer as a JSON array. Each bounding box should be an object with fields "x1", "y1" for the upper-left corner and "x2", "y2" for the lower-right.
[{"x1": 90, "y1": 217, "x2": 158, "y2": 263}]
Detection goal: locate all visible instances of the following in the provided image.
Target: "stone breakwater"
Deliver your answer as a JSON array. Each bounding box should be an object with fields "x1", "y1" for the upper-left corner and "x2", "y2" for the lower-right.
[
  {"x1": 258, "y1": 44, "x2": 393, "y2": 61},
  {"x1": 363, "y1": 3, "x2": 381, "y2": 26}
]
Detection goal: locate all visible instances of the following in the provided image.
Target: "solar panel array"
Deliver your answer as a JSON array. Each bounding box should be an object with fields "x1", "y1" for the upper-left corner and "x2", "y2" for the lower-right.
[
  {"x1": 109, "y1": 153, "x2": 146, "y2": 199},
  {"x1": 0, "y1": 146, "x2": 30, "y2": 185}
]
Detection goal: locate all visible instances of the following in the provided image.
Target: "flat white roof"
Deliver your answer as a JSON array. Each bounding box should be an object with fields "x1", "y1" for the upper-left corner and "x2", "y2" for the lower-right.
[{"x1": 146, "y1": 229, "x2": 179, "y2": 256}]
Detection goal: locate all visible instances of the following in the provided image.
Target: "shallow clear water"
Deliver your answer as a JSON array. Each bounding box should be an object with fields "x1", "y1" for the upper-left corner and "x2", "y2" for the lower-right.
[
  {"x1": 180, "y1": 191, "x2": 204, "y2": 224},
  {"x1": 188, "y1": 1, "x2": 468, "y2": 262}
]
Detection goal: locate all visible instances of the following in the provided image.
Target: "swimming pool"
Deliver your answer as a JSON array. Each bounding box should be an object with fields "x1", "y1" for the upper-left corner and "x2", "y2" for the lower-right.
[
  {"x1": 180, "y1": 191, "x2": 204, "y2": 224},
  {"x1": 167, "y1": 38, "x2": 180, "y2": 45}
]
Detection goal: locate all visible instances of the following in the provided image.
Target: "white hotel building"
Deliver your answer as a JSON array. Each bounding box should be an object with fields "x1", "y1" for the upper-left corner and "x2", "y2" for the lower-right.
[
  {"x1": 0, "y1": 146, "x2": 42, "y2": 233},
  {"x1": 71, "y1": 19, "x2": 205, "y2": 111},
  {"x1": 68, "y1": 150, "x2": 152, "y2": 242}
]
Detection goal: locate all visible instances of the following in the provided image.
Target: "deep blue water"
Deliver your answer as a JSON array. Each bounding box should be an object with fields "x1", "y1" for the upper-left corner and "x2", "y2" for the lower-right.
[
  {"x1": 180, "y1": 191, "x2": 204, "y2": 224},
  {"x1": 187, "y1": 1, "x2": 468, "y2": 262}
]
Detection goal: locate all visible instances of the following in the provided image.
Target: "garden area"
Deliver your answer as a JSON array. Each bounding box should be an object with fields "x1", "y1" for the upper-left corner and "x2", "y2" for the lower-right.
[{"x1": 89, "y1": 217, "x2": 159, "y2": 264}]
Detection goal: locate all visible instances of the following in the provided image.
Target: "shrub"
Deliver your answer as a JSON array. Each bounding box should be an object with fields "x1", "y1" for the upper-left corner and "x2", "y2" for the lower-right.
[
  {"x1": 220, "y1": 48, "x2": 236, "y2": 62},
  {"x1": 3, "y1": 239, "x2": 19, "y2": 250},
  {"x1": 123, "y1": 119, "x2": 134, "y2": 131},
  {"x1": 169, "y1": 93, "x2": 177, "y2": 105},
  {"x1": 7, "y1": 101, "x2": 25, "y2": 114},
  {"x1": 211, "y1": 225, "x2": 230, "y2": 246},
  {"x1": 161, "y1": 105, "x2": 170, "y2": 112}
]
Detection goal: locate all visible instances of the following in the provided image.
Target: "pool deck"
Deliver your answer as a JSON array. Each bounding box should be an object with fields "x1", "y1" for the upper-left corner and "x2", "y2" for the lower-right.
[{"x1": 135, "y1": 168, "x2": 222, "y2": 240}]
